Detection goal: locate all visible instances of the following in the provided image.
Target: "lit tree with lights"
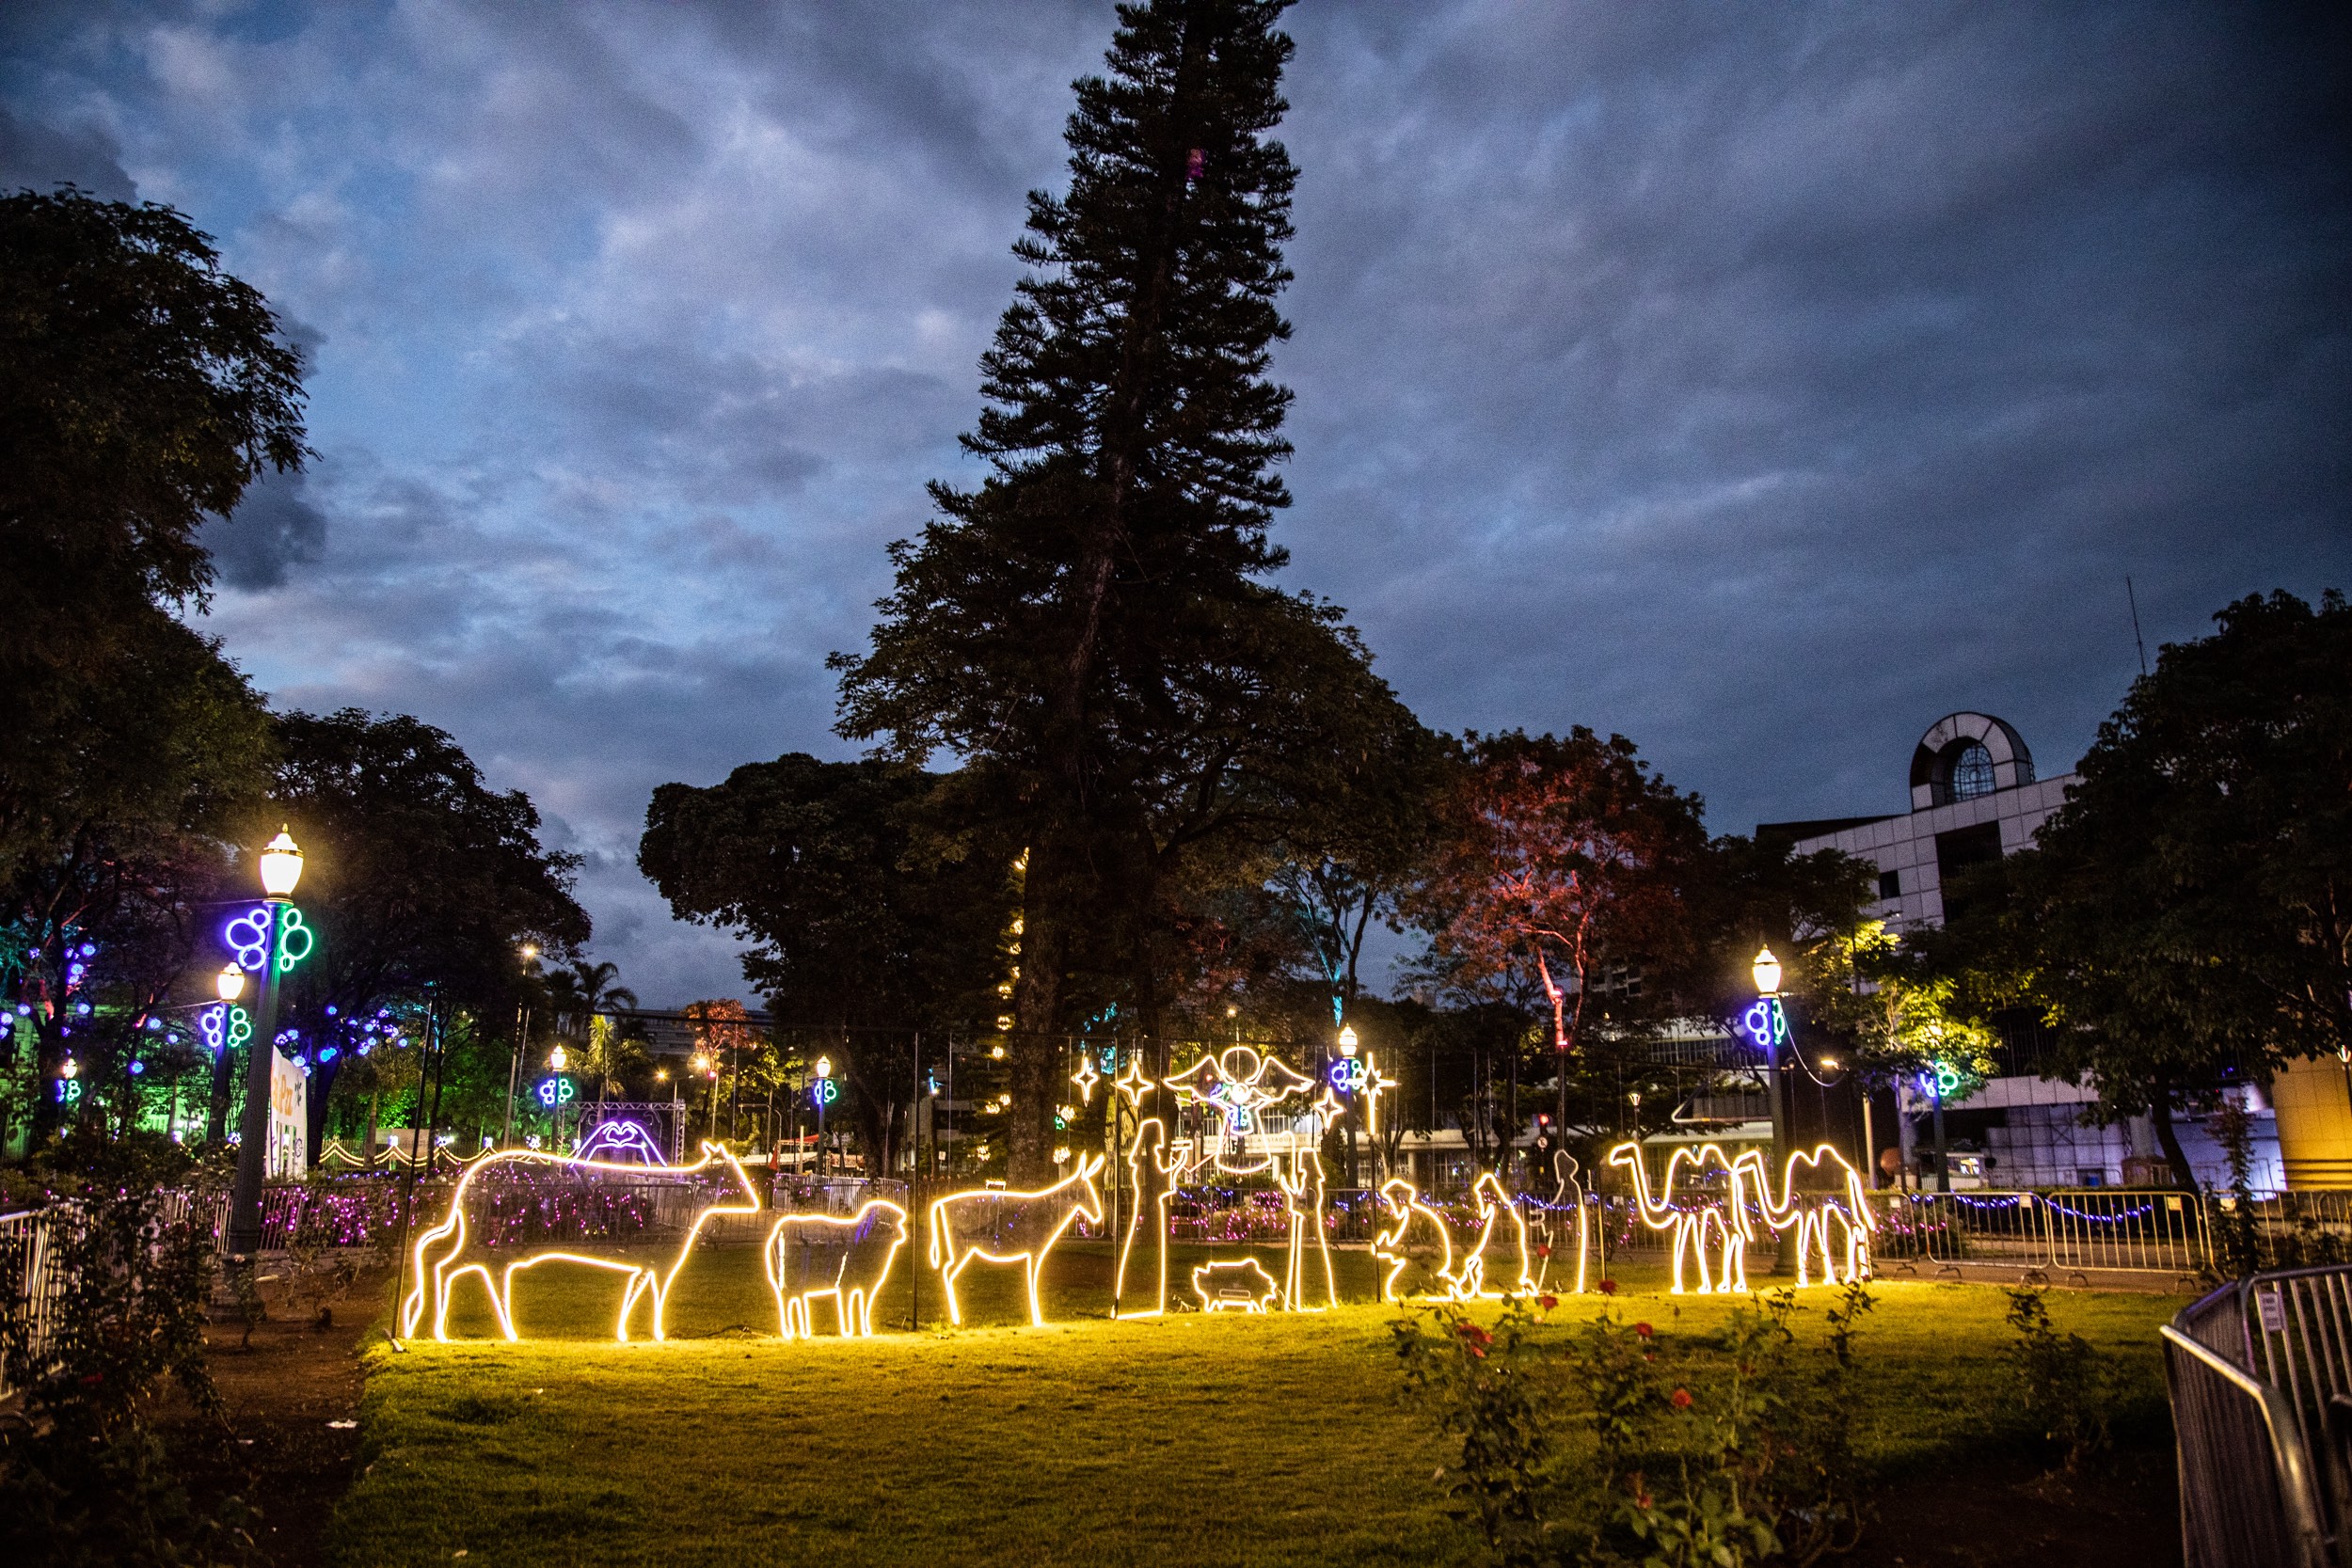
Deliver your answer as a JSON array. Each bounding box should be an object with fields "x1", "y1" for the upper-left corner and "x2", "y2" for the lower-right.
[{"x1": 834, "y1": 0, "x2": 1400, "y2": 1181}]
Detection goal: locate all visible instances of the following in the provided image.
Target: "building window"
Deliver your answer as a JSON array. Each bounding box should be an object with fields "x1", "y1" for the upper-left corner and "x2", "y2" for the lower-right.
[
  {"x1": 1878, "y1": 869, "x2": 1900, "y2": 899},
  {"x1": 1949, "y1": 741, "x2": 1996, "y2": 800}
]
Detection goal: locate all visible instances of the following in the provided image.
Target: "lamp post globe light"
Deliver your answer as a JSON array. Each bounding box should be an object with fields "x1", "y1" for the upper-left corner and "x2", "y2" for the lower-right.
[
  {"x1": 1751, "y1": 945, "x2": 1797, "y2": 1273},
  {"x1": 225, "y1": 829, "x2": 305, "y2": 1260},
  {"x1": 215, "y1": 964, "x2": 246, "y2": 1003}
]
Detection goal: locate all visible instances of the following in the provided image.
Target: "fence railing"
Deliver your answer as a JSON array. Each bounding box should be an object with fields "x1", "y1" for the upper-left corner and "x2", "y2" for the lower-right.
[
  {"x1": 2165, "y1": 1267, "x2": 2352, "y2": 1568},
  {"x1": 0, "y1": 1209, "x2": 64, "y2": 1403}
]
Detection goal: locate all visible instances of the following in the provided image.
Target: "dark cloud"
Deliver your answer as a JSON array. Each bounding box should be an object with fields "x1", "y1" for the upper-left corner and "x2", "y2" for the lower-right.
[
  {"x1": 2, "y1": 1, "x2": 2344, "y2": 1002},
  {"x1": 0, "y1": 107, "x2": 134, "y2": 198},
  {"x1": 203, "y1": 467, "x2": 327, "y2": 590}
]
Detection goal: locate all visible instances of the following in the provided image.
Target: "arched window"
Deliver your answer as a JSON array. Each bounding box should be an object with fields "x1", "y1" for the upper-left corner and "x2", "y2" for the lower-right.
[{"x1": 1948, "y1": 741, "x2": 1995, "y2": 800}]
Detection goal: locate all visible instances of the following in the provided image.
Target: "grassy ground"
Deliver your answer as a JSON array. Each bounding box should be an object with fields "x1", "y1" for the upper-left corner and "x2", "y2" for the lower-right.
[{"x1": 328, "y1": 1243, "x2": 2185, "y2": 1567}]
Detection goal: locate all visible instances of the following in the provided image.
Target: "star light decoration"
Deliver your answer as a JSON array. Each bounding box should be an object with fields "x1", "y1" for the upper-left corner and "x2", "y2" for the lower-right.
[
  {"x1": 1113, "y1": 1055, "x2": 1157, "y2": 1111},
  {"x1": 1070, "y1": 1055, "x2": 1101, "y2": 1105}
]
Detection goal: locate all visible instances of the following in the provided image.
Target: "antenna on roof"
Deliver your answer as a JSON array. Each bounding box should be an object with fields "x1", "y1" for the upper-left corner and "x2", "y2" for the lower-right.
[{"x1": 2125, "y1": 576, "x2": 2150, "y2": 679}]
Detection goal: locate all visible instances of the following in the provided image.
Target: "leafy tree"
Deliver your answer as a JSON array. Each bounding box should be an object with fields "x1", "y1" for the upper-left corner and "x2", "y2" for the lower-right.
[
  {"x1": 258, "y1": 708, "x2": 591, "y2": 1159},
  {"x1": 642, "y1": 753, "x2": 1015, "y2": 1169},
  {"x1": 0, "y1": 189, "x2": 297, "y2": 1146},
  {"x1": 545, "y1": 960, "x2": 638, "y2": 1037},
  {"x1": 1271, "y1": 704, "x2": 1449, "y2": 1027},
  {"x1": 1964, "y1": 590, "x2": 2351, "y2": 1189},
  {"x1": 1409, "y1": 729, "x2": 1710, "y2": 1130},
  {"x1": 834, "y1": 0, "x2": 1382, "y2": 1180}
]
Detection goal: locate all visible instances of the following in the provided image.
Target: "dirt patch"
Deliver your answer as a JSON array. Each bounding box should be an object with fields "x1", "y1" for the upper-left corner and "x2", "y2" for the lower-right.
[
  {"x1": 1867, "y1": 1448, "x2": 2180, "y2": 1567},
  {"x1": 175, "y1": 1272, "x2": 386, "y2": 1568}
]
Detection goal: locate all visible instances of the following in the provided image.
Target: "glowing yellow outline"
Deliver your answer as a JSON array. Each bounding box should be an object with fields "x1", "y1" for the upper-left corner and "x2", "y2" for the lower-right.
[
  {"x1": 1114, "y1": 1116, "x2": 1181, "y2": 1319},
  {"x1": 1275, "y1": 1147, "x2": 1338, "y2": 1311},
  {"x1": 1734, "y1": 1144, "x2": 1878, "y2": 1287},
  {"x1": 1192, "y1": 1257, "x2": 1279, "y2": 1312},
  {"x1": 1113, "y1": 1056, "x2": 1157, "y2": 1111},
  {"x1": 763, "y1": 1199, "x2": 909, "y2": 1338},
  {"x1": 1464, "y1": 1172, "x2": 1538, "y2": 1298},
  {"x1": 1607, "y1": 1140, "x2": 1754, "y2": 1295},
  {"x1": 1534, "y1": 1150, "x2": 1591, "y2": 1296},
  {"x1": 927, "y1": 1153, "x2": 1106, "y2": 1326},
  {"x1": 1372, "y1": 1177, "x2": 1462, "y2": 1302},
  {"x1": 399, "y1": 1141, "x2": 760, "y2": 1342}
]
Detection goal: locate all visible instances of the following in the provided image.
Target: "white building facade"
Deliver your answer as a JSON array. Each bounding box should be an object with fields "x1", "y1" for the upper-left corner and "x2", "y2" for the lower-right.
[{"x1": 1777, "y1": 712, "x2": 2280, "y2": 1191}]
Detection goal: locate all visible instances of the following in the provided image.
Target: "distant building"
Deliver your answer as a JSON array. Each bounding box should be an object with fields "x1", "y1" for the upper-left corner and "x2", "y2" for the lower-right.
[{"x1": 1767, "y1": 712, "x2": 2283, "y2": 1192}]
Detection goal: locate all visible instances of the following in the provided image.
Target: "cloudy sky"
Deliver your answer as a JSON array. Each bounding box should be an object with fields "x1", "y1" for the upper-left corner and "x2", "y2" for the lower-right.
[{"x1": 6, "y1": 1, "x2": 2345, "y2": 1005}]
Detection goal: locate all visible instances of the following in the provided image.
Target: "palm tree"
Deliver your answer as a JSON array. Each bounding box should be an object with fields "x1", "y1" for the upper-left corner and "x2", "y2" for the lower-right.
[{"x1": 546, "y1": 960, "x2": 638, "y2": 1035}]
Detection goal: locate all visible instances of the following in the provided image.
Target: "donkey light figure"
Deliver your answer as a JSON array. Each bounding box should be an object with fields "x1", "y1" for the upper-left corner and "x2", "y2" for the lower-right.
[{"x1": 927, "y1": 1155, "x2": 1105, "y2": 1326}]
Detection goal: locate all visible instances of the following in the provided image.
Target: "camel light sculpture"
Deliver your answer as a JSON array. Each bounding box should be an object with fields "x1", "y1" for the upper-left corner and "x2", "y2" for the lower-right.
[
  {"x1": 1607, "y1": 1140, "x2": 1754, "y2": 1295},
  {"x1": 1734, "y1": 1144, "x2": 1877, "y2": 1287}
]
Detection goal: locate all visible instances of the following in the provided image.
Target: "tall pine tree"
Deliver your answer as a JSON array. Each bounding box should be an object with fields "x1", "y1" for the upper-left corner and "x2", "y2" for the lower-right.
[{"x1": 835, "y1": 0, "x2": 1389, "y2": 1180}]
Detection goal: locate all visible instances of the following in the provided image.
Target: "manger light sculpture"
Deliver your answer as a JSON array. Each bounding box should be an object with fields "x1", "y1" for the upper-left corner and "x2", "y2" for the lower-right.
[{"x1": 225, "y1": 829, "x2": 310, "y2": 1259}]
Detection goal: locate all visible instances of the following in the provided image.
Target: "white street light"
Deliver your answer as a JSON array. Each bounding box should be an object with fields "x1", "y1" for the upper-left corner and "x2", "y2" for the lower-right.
[
  {"x1": 815, "y1": 1055, "x2": 833, "y2": 1080},
  {"x1": 215, "y1": 964, "x2": 246, "y2": 1003},
  {"x1": 1338, "y1": 1025, "x2": 1359, "y2": 1058},
  {"x1": 258, "y1": 829, "x2": 304, "y2": 897},
  {"x1": 548, "y1": 1044, "x2": 568, "y2": 1072},
  {"x1": 1752, "y1": 945, "x2": 1783, "y2": 998}
]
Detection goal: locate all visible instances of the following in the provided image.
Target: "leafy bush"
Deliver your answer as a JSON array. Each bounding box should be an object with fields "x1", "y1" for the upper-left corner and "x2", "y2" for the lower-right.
[
  {"x1": 2003, "y1": 1286, "x2": 2108, "y2": 1471},
  {"x1": 0, "y1": 1129, "x2": 259, "y2": 1565}
]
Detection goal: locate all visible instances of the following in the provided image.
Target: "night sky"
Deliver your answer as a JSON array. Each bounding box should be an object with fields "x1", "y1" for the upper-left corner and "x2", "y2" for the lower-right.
[{"x1": 6, "y1": 2, "x2": 2345, "y2": 1004}]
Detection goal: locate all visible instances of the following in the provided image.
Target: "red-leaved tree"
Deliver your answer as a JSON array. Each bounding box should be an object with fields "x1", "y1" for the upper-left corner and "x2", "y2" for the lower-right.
[{"x1": 1412, "y1": 730, "x2": 1708, "y2": 1121}]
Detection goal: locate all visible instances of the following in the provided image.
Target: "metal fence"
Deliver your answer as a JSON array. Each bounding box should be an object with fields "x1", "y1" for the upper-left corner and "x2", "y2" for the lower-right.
[
  {"x1": 2164, "y1": 1266, "x2": 2352, "y2": 1568},
  {"x1": 0, "y1": 1209, "x2": 64, "y2": 1403}
]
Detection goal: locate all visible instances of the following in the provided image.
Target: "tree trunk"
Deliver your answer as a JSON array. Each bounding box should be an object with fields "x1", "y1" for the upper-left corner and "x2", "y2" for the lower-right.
[{"x1": 2150, "y1": 1074, "x2": 2200, "y2": 1193}]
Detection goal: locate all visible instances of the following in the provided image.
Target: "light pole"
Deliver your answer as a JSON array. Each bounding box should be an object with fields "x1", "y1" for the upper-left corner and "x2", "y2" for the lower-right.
[
  {"x1": 548, "y1": 1043, "x2": 570, "y2": 1149},
  {"x1": 226, "y1": 830, "x2": 306, "y2": 1259},
  {"x1": 1338, "y1": 1025, "x2": 1361, "y2": 1188},
  {"x1": 502, "y1": 943, "x2": 538, "y2": 1148},
  {"x1": 814, "y1": 1054, "x2": 834, "y2": 1178},
  {"x1": 1752, "y1": 945, "x2": 1798, "y2": 1275}
]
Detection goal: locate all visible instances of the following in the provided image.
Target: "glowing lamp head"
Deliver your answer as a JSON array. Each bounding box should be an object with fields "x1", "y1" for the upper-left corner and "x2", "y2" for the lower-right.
[
  {"x1": 519, "y1": 942, "x2": 539, "y2": 963},
  {"x1": 815, "y1": 1055, "x2": 833, "y2": 1080},
  {"x1": 1338, "y1": 1025, "x2": 1359, "y2": 1058},
  {"x1": 691, "y1": 1052, "x2": 710, "y2": 1073},
  {"x1": 257, "y1": 829, "x2": 304, "y2": 897},
  {"x1": 548, "y1": 1044, "x2": 568, "y2": 1072},
  {"x1": 1751, "y1": 945, "x2": 1783, "y2": 998},
  {"x1": 1820, "y1": 1055, "x2": 1839, "y2": 1071},
  {"x1": 60, "y1": 1056, "x2": 78, "y2": 1080},
  {"x1": 655, "y1": 1067, "x2": 669, "y2": 1083},
  {"x1": 991, "y1": 1044, "x2": 1006, "y2": 1060},
  {"x1": 215, "y1": 963, "x2": 247, "y2": 1002}
]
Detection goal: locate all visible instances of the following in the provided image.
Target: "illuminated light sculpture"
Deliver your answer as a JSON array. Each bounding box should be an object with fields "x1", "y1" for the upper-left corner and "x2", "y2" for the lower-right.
[
  {"x1": 1114, "y1": 1115, "x2": 1182, "y2": 1317},
  {"x1": 1112, "y1": 1055, "x2": 1156, "y2": 1111},
  {"x1": 928, "y1": 1153, "x2": 1106, "y2": 1326},
  {"x1": 1192, "y1": 1257, "x2": 1280, "y2": 1313},
  {"x1": 765, "y1": 1199, "x2": 909, "y2": 1338},
  {"x1": 1372, "y1": 1178, "x2": 1460, "y2": 1302},
  {"x1": 1274, "y1": 1146, "x2": 1339, "y2": 1311},
  {"x1": 1464, "y1": 1172, "x2": 1538, "y2": 1299},
  {"x1": 1733, "y1": 1144, "x2": 1878, "y2": 1287},
  {"x1": 1533, "y1": 1150, "x2": 1591, "y2": 1296},
  {"x1": 574, "y1": 1117, "x2": 666, "y2": 1165},
  {"x1": 399, "y1": 1141, "x2": 760, "y2": 1343},
  {"x1": 1070, "y1": 1056, "x2": 1101, "y2": 1104},
  {"x1": 1608, "y1": 1141, "x2": 1754, "y2": 1295}
]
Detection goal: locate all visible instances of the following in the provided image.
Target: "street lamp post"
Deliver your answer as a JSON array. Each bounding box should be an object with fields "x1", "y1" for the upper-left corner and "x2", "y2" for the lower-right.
[
  {"x1": 501, "y1": 943, "x2": 538, "y2": 1148},
  {"x1": 204, "y1": 963, "x2": 247, "y2": 1145},
  {"x1": 1751, "y1": 945, "x2": 1796, "y2": 1275},
  {"x1": 814, "y1": 1055, "x2": 833, "y2": 1179},
  {"x1": 548, "y1": 1043, "x2": 570, "y2": 1149},
  {"x1": 226, "y1": 831, "x2": 305, "y2": 1259}
]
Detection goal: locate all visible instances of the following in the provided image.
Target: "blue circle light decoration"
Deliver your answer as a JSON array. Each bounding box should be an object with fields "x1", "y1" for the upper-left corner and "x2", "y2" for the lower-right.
[
  {"x1": 811, "y1": 1077, "x2": 840, "y2": 1108},
  {"x1": 1327, "y1": 1057, "x2": 1367, "y2": 1094},
  {"x1": 535, "y1": 1076, "x2": 578, "y2": 1108}
]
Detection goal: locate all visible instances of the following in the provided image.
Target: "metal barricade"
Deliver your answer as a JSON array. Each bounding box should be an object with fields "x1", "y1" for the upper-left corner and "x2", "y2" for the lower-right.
[
  {"x1": 0, "y1": 1209, "x2": 64, "y2": 1404},
  {"x1": 1870, "y1": 1189, "x2": 2213, "y2": 1277}
]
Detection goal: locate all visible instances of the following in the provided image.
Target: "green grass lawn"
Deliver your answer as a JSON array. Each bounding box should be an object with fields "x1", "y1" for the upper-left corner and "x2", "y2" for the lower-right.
[{"x1": 330, "y1": 1242, "x2": 2184, "y2": 1567}]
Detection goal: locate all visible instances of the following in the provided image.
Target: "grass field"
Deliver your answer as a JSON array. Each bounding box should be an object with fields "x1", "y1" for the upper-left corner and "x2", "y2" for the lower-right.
[{"x1": 328, "y1": 1241, "x2": 2185, "y2": 1567}]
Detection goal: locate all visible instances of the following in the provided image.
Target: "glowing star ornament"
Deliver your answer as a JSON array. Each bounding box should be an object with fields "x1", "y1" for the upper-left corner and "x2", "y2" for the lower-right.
[
  {"x1": 1608, "y1": 1141, "x2": 1755, "y2": 1295},
  {"x1": 765, "y1": 1200, "x2": 908, "y2": 1338},
  {"x1": 1112, "y1": 1056, "x2": 1157, "y2": 1111},
  {"x1": 399, "y1": 1141, "x2": 762, "y2": 1343},
  {"x1": 927, "y1": 1154, "x2": 1106, "y2": 1326},
  {"x1": 1069, "y1": 1056, "x2": 1102, "y2": 1105}
]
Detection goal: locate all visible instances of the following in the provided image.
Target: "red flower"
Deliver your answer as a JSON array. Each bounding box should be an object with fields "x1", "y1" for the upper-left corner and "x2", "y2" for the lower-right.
[
  {"x1": 1535, "y1": 1243, "x2": 1551, "y2": 1258},
  {"x1": 1455, "y1": 1322, "x2": 1494, "y2": 1347},
  {"x1": 1634, "y1": 1322, "x2": 1654, "y2": 1338},
  {"x1": 1468, "y1": 1344, "x2": 1487, "y2": 1359},
  {"x1": 1538, "y1": 1293, "x2": 1559, "y2": 1312},
  {"x1": 1671, "y1": 1387, "x2": 1693, "y2": 1409},
  {"x1": 1598, "y1": 1278, "x2": 1619, "y2": 1295}
]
